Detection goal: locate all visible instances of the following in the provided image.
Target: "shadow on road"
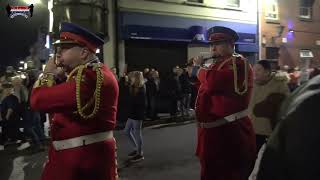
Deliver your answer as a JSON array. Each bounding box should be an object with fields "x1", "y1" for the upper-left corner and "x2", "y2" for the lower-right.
[
  {"x1": 0, "y1": 149, "x2": 14, "y2": 180},
  {"x1": 23, "y1": 151, "x2": 46, "y2": 180},
  {"x1": 0, "y1": 143, "x2": 46, "y2": 180}
]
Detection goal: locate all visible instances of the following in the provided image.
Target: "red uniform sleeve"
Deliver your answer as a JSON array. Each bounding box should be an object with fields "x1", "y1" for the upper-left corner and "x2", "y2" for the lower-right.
[
  {"x1": 197, "y1": 68, "x2": 208, "y2": 84},
  {"x1": 31, "y1": 72, "x2": 94, "y2": 113},
  {"x1": 31, "y1": 81, "x2": 76, "y2": 113}
]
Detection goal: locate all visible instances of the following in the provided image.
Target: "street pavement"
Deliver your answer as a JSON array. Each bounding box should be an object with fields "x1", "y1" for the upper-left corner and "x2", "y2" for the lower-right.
[{"x1": 0, "y1": 122, "x2": 200, "y2": 180}]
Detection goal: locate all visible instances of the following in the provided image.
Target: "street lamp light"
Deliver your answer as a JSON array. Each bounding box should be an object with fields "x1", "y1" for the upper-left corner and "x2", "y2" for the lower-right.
[
  {"x1": 42, "y1": 64, "x2": 46, "y2": 71},
  {"x1": 48, "y1": 0, "x2": 54, "y2": 32},
  {"x1": 20, "y1": 61, "x2": 24, "y2": 64},
  {"x1": 21, "y1": 74, "x2": 27, "y2": 79}
]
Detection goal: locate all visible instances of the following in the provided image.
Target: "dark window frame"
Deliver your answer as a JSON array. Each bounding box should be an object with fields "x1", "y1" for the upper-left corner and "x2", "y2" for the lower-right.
[{"x1": 299, "y1": 0, "x2": 314, "y2": 20}]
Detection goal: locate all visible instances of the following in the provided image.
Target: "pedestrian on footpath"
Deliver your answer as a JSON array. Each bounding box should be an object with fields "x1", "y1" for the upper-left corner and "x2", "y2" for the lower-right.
[
  {"x1": 124, "y1": 71, "x2": 146, "y2": 163},
  {"x1": 188, "y1": 26, "x2": 256, "y2": 180}
]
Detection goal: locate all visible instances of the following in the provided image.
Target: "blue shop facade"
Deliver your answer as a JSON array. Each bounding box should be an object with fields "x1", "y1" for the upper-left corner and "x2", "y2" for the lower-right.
[{"x1": 119, "y1": 11, "x2": 258, "y2": 73}]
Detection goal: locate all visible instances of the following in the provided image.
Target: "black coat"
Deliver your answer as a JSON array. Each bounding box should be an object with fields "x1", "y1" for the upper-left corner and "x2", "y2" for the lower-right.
[
  {"x1": 257, "y1": 75, "x2": 320, "y2": 180},
  {"x1": 167, "y1": 74, "x2": 181, "y2": 99},
  {"x1": 128, "y1": 86, "x2": 146, "y2": 120},
  {"x1": 116, "y1": 77, "x2": 130, "y2": 123},
  {"x1": 146, "y1": 78, "x2": 159, "y2": 98},
  {"x1": 179, "y1": 73, "x2": 192, "y2": 94},
  {"x1": 1, "y1": 94, "x2": 20, "y2": 121}
]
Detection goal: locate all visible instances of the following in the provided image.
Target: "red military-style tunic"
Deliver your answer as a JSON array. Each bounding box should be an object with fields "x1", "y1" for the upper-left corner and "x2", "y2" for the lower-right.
[
  {"x1": 195, "y1": 55, "x2": 256, "y2": 180},
  {"x1": 31, "y1": 64, "x2": 119, "y2": 180}
]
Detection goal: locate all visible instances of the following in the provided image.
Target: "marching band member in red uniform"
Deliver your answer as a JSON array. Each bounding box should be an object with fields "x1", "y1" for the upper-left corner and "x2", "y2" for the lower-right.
[
  {"x1": 189, "y1": 26, "x2": 256, "y2": 180},
  {"x1": 30, "y1": 22, "x2": 119, "y2": 180}
]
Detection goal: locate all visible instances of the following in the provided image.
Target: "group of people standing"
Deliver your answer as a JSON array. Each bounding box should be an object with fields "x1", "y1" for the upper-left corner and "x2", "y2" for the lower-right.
[
  {"x1": 116, "y1": 68, "x2": 160, "y2": 124},
  {"x1": 168, "y1": 65, "x2": 196, "y2": 120},
  {"x1": 0, "y1": 65, "x2": 46, "y2": 152}
]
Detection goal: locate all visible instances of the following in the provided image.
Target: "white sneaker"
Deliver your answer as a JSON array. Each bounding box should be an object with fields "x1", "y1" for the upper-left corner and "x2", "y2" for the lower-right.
[
  {"x1": 0, "y1": 145, "x2": 4, "y2": 151},
  {"x1": 17, "y1": 142, "x2": 31, "y2": 151}
]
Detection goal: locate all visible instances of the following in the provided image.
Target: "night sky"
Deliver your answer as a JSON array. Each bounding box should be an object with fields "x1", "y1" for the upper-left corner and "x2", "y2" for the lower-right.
[{"x1": 0, "y1": 0, "x2": 49, "y2": 72}]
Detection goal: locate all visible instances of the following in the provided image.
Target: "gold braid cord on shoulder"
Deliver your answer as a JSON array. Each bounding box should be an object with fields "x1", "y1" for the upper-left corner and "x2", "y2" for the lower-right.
[
  {"x1": 68, "y1": 63, "x2": 104, "y2": 119},
  {"x1": 232, "y1": 56, "x2": 248, "y2": 95}
]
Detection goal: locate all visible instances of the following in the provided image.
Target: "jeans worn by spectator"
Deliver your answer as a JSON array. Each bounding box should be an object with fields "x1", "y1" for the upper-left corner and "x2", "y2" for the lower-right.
[
  {"x1": 177, "y1": 93, "x2": 191, "y2": 117},
  {"x1": 124, "y1": 118, "x2": 143, "y2": 155}
]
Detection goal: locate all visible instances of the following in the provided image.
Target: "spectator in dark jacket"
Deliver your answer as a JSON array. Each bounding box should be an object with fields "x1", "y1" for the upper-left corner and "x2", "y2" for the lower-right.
[
  {"x1": 186, "y1": 59, "x2": 200, "y2": 109},
  {"x1": 146, "y1": 70, "x2": 160, "y2": 120},
  {"x1": 177, "y1": 68, "x2": 192, "y2": 118},
  {"x1": 168, "y1": 66, "x2": 181, "y2": 119},
  {"x1": 124, "y1": 71, "x2": 146, "y2": 163},
  {"x1": 116, "y1": 75, "x2": 130, "y2": 128},
  {"x1": 0, "y1": 83, "x2": 25, "y2": 145}
]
